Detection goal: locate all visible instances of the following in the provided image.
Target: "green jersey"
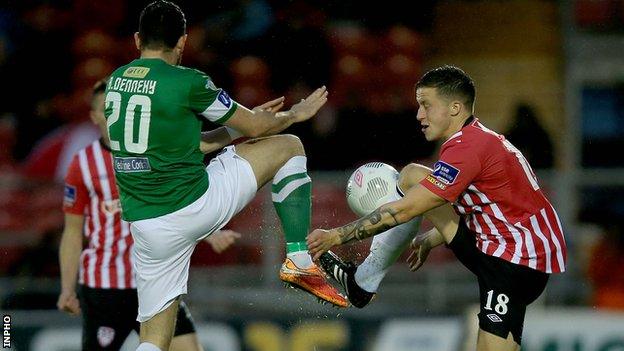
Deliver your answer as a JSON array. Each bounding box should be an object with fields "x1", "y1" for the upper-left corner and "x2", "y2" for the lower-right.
[{"x1": 105, "y1": 58, "x2": 238, "y2": 221}]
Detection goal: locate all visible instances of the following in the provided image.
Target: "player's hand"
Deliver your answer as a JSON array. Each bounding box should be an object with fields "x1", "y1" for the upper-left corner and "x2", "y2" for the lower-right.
[
  {"x1": 57, "y1": 290, "x2": 81, "y2": 316},
  {"x1": 253, "y1": 96, "x2": 285, "y2": 113},
  {"x1": 289, "y1": 86, "x2": 328, "y2": 123},
  {"x1": 307, "y1": 228, "x2": 341, "y2": 261},
  {"x1": 407, "y1": 234, "x2": 432, "y2": 271},
  {"x1": 205, "y1": 229, "x2": 241, "y2": 253}
]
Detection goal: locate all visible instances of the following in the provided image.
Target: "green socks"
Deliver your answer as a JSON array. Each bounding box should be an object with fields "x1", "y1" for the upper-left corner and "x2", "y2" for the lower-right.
[{"x1": 272, "y1": 156, "x2": 313, "y2": 267}]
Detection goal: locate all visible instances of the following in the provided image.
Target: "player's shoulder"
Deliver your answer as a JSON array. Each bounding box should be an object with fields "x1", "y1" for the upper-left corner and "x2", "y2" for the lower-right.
[
  {"x1": 174, "y1": 66, "x2": 217, "y2": 90},
  {"x1": 441, "y1": 119, "x2": 498, "y2": 155},
  {"x1": 72, "y1": 140, "x2": 100, "y2": 160},
  {"x1": 66, "y1": 142, "x2": 93, "y2": 177},
  {"x1": 461, "y1": 119, "x2": 502, "y2": 145},
  {"x1": 175, "y1": 65, "x2": 212, "y2": 79},
  {"x1": 109, "y1": 60, "x2": 201, "y2": 78}
]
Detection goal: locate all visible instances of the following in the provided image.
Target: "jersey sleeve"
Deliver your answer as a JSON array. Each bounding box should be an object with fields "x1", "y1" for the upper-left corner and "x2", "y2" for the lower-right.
[
  {"x1": 63, "y1": 154, "x2": 89, "y2": 215},
  {"x1": 420, "y1": 139, "x2": 482, "y2": 203},
  {"x1": 188, "y1": 70, "x2": 238, "y2": 124}
]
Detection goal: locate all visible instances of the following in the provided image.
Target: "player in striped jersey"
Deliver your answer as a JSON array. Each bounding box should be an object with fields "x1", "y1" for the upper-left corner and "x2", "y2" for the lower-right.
[
  {"x1": 308, "y1": 65, "x2": 566, "y2": 350},
  {"x1": 57, "y1": 79, "x2": 240, "y2": 351}
]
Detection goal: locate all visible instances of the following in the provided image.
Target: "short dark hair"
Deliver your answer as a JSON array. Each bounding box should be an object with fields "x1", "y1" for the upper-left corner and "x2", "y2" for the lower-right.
[
  {"x1": 138, "y1": 0, "x2": 186, "y2": 50},
  {"x1": 416, "y1": 65, "x2": 475, "y2": 109},
  {"x1": 91, "y1": 78, "x2": 107, "y2": 109}
]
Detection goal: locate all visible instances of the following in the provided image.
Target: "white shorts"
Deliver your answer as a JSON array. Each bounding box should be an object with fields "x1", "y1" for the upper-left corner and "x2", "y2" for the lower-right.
[{"x1": 130, "y1": 146, "x2": 257, "y2": 322}]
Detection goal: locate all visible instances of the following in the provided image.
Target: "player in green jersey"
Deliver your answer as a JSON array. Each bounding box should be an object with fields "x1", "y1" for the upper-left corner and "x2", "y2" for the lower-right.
[{"x1": 105, "y1": 2, "x2": 348, "y2": 351}]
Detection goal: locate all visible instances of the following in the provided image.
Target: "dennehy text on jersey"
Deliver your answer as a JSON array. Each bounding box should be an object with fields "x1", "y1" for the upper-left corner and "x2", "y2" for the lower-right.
[{"x1": 110, "y1": 77, "x2": 157, "y2": 95}]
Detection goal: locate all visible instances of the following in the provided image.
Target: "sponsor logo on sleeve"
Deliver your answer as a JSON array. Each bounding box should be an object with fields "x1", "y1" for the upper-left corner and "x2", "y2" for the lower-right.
[
  {"x1": 122, "y1": 67, "x2": 150, "y2": 78},
  {"x1": 64, "y1": 185, "x2": 76, "y2": 205},
  {"x1": 217, "y1": 89, "x2": 232, "y2": 107},
  {"x1": 432, "y1": 161, "x2": 460, "y2": 185},
  {"x1": 425, "y1": 175, "x2": 447, "y2": 190}
]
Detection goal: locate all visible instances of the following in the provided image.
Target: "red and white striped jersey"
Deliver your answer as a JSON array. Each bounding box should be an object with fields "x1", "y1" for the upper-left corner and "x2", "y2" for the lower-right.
[
  {"x1": 420, "y1": 117, "x2": 566, "y2": 273},
  {"x1": 63, "y1": 140, "x2": 135, "y2": 289}
]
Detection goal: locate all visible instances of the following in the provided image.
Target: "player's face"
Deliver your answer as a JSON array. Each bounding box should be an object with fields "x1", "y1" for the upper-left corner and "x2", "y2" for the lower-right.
[{"x1": 415, "y1": 87, "x2": 452, "y2": 141}]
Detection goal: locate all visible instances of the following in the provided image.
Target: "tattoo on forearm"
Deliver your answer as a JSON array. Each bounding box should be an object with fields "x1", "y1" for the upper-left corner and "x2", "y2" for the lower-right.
[{"x1": 336, "y1": 207, "x2": 401, "y2": 244}]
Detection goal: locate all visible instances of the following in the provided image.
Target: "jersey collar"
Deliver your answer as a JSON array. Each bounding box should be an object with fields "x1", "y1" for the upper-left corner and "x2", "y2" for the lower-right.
[
  {"x1": 462, "y1": 115, "x2": 476, "y2": 128},
  {"x1": 442, "y1": 115, "x2": 477, "y2": 146}
]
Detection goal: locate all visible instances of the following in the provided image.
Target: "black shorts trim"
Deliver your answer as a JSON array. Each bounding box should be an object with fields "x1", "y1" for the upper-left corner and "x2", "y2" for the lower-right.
[
  {"x1": 448, "y1": 221, "x2": 549, "y2": 344},
  {"x1": 78, "y1": 286, "x2": 196, "y2": 350}
]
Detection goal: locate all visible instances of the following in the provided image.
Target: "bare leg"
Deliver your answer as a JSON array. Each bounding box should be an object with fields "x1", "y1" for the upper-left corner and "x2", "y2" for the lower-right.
[
  {"x1": 234, "y1": 134, "x2": 309, "y2": 253},
  {"x1": 138, "y1": 299, "x2": 179, "y2": 351},
  {"x1": 477, "y1": 330, "x2": 520, "y2": 351},
  {"x1": 234, "y1": 134, "x2": 305, "y2": 189},
  {"x1": 170, "y1": 333, "x2": 204, "y2": 351}
]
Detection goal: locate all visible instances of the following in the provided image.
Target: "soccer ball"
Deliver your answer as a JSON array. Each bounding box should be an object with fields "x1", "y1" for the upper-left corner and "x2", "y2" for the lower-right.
[{"x1": 346, "y1": 162, "x2": 400, "y2": 216}]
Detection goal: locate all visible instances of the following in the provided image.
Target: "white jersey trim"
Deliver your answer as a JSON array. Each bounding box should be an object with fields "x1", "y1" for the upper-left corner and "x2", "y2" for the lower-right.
[
  {"x1": 442, "y1": 131, "x2": 463, "y2": 146},
  {"x1": 200, "y1": 90, "x2": 237, "y2": 122}
]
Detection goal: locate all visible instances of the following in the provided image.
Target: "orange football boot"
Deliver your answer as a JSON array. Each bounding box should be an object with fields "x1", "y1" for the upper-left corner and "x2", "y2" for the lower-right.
[{"x1": 279, "y1": 257, "x2": 350, "y2": 308}]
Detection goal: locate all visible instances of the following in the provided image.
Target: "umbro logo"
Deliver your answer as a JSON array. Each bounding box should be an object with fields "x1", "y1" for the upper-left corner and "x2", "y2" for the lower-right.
[{"x1": 487, "y1": 314, "x2": 503, "y2": 323}]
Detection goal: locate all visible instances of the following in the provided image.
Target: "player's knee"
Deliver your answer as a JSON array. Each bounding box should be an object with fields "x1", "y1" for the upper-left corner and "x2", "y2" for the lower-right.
[
  {"x1": 399, "y1": 163, "x2": 431, "y2": 191},
  {"x1": 278, "y1": 134, "x2": 305, "y2": 157}
]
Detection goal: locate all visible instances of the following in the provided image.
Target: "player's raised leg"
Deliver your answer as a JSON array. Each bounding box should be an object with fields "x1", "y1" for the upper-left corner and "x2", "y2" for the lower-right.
[
  {"x1": 235, "y1": 134, "x2": 349, "y2": 307},
  {"x1": 320, "y1": 163, "x2": 459, "y2": 307},
  {"x1": 321, "y1": 187, "x2": 421, "y2": 308}
]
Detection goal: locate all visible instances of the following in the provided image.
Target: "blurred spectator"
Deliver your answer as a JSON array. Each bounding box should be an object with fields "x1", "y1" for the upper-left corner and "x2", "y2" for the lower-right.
[
  {"x1": 506, "y1": 103, "x2": 554, "y2": 169},
  {"x1": 587, "y1": 222, "x2": 624, "y2": 310},
  {"x1": 20, "y1": 121, "x2": 99, "y2": 182}
]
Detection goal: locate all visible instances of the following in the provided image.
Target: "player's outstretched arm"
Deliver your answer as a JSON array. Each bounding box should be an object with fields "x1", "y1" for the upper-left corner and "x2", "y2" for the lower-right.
[
  {"x1": 224, "y1": 86, "x2": 328, "y2": 138},
  {"x1": 57, "y1": 213, "x2": 84, "y2": 316},
  {"x1": 307, "y1": 184, "x2": 446, "y2": 260},
  {"x1": 407, "y1": 228, "x2": 445, "y2": 271},
  {"x1": 199, "y1": 97, "x2": 293, "y2": 154}
]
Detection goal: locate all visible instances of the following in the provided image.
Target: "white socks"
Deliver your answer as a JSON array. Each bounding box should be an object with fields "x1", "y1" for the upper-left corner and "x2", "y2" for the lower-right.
[
  {"x1": 287, "y1": 250, "x2": 314, "y2": 268},
  {"x1": 136, "y1": 342, "x2": 162, "y2": 351},
  {"x1": 354, "y1": 185, "x2": 423, "y2": 293},
  {"x1": 354, "y1": 216, "x2": 422, "y2": 292}
]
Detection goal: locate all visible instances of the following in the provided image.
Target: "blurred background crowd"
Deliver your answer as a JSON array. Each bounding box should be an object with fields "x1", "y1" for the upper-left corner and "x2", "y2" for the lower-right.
[{"x1": 1, "y1": 0, "x2": 624, "y2": 350}]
